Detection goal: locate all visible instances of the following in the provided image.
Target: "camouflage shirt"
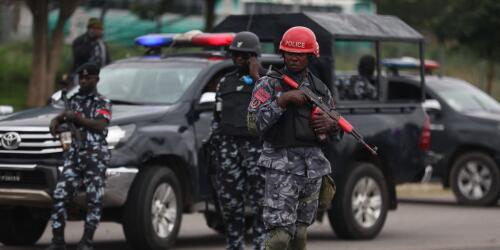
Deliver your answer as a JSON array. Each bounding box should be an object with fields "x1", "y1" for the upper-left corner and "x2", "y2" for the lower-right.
[
  {"x1": 68, "y1": 89, "x2": 112, "y2": 150},
  {"x1": 247, "y1": 69, "x2": 335, "y2": 178}
]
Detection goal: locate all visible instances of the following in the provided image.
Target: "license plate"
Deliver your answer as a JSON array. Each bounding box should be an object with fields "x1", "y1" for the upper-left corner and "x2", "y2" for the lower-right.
[{"x1": 0, "y1": 171, "x2": 21, "y2": 182}]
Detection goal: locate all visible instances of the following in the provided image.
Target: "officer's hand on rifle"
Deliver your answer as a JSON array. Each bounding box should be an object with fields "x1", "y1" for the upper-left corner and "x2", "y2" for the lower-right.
[
  {"x1": 58, "y1": 111, "x2": 78, "y2": 123},
  {"x1": 277, "y1": 90, "x2": 308, "y2": 108},
  {"x1": 311, "y1": 109, "x2": 338, "y2": 134},
  {"x1": 49, "y1": 119, "x2": 59, "y2": 136}
]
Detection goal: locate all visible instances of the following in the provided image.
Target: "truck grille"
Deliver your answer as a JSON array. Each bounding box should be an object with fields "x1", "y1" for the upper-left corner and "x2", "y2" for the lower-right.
[{"x1": 0, "y1": 127, "x2": 63, "y2": 159}]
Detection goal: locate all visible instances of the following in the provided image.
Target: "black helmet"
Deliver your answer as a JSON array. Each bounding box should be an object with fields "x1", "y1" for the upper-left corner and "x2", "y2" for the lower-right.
[{"x1": 229, "y1": 31, "x2": 261, "y2": 56}]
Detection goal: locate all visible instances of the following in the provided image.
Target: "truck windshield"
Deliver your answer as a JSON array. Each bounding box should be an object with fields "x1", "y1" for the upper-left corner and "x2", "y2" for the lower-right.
[
  {"x1": 433, "y1": 81, "x2": 500, "y2": 113},
  {"x1": 96, "y1": 62, "x2": 204, "y2": 104}
]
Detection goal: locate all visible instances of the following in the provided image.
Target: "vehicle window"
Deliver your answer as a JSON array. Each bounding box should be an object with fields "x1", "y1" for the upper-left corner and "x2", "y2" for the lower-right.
[
  {"x1": 97, "y1": 62, "x2": 205, "y2": 104},
  {"x1": 433, "y1": 81, "x2": 500, "y2": 113},
  {"x1": 334, "y1": 74, "x2": 379, "y2": 101},
  {"x1": 333, "y1": 53, "x2": 380, "y2": 102}
]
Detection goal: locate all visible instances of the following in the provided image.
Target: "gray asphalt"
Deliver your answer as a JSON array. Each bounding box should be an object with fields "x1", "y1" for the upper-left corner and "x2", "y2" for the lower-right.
[{"x1": 1, "y1": 199, "x2": 499, "y2": 250}]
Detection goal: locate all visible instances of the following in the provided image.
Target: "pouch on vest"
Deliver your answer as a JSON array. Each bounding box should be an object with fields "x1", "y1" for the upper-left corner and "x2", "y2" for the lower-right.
[
  {"x1": 319, "y1": 175, "x2": 336, "y2": 209},
  {"x1": 219, "y1": 82, "x2": 254, "y2": 136},
  {"x1": 294, "y1": 104, "x2": 316, "y2": 141}
]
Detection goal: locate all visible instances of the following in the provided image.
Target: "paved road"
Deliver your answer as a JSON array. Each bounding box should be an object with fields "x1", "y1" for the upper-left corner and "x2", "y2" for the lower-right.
[{"x1": 2, "y1": 199, "x2": 499, "y2": 250}]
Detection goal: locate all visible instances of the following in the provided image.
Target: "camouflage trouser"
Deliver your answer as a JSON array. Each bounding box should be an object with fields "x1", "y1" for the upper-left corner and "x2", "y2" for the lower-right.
[
  {"x1": 214, "y1": 135, "x2": 266, "y2": 250},
  {"x1": 50, "y1": 147, "x2": 109, "y2": 231},
  {"x1": 263, "y1": 169, "x2": 322, "y2": 236}
]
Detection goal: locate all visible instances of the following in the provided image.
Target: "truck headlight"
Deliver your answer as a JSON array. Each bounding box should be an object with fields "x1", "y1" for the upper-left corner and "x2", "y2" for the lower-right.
[{"x1": 106, "y1": 124, "x2": 136, "y2": 149}]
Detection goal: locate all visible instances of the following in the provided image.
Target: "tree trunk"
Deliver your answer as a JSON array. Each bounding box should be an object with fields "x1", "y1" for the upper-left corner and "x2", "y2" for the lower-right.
[
  {"x1": 25, "y1": 0, "x2": 79, "y2": 107},
  {"x1": 99, "y1": 1, "x2": 108, "y2": 23},
  {"x1": 485, "y1": 59, "x2": 496, "y2": 95},
  {"x1": 204, "y1": 0, "x2": 216, "y2": 32},
  {"x1": 25, "y1": 0, "x2": 49, "y2": 107},
  {"x1": 46, "y1": 0, "x2": 79, "y2": 99}
]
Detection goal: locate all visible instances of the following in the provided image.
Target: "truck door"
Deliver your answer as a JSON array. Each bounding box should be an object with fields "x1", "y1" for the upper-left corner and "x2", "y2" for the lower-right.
[{"x1": 191, "y1": 67, "x2": 234, "y2": 200}]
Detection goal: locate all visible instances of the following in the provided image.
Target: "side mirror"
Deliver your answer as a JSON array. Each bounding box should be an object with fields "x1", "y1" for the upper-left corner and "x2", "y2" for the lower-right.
[
  {"x1": 51, "y1": 90, "x2": 62, "y2": 103},
  {"x1": 422, "y1": 99, "x2": 441, "y2": 117},
  {"x1": 0, "y1": 105, "x2": 14, "y2": 115},
  {"x1": 196, "y1": 92, "x2": 216, "y2": 112}
]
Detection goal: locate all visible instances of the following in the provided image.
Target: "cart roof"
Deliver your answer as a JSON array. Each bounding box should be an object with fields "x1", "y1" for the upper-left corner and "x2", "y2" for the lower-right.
[{"x1": 213, "y1": 12, "x2": 423, "y2": 42}]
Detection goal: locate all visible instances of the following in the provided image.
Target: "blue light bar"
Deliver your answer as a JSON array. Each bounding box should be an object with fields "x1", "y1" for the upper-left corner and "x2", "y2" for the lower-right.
[{"x1": 135, "y1": 34, "x2": 174, "y2": 47}]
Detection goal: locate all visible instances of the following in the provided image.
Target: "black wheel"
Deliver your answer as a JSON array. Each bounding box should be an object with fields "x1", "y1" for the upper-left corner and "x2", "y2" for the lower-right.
[
  {"x1": 123, "y1": 166, "x2": 183, "y2": 250},
  {"x1": 328, "y1": 162, "x2": 388, "y2": 239},
  {"x1": 450, "y1": 152, "x2": 500, "y2": 206},
  {"x1": 0, "y1": 207, "x2": 49, "y2": 246}
]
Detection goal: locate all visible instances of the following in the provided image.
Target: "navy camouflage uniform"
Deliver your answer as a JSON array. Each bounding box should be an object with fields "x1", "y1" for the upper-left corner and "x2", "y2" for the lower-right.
[
  {"x1": 50, "y1": 89, "x2": 112, "y2": 232},
  {"x1": 211, "y1": 70, "x2": 266, "y2": 250},
  {"x1": 247, "y1": 68, "x2": 337, "y2": 237}
]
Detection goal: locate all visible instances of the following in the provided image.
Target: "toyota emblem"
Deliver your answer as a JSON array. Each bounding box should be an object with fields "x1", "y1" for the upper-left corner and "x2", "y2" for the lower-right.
[{"x1": 1, "y1": 132, "x2": 22, "y2": 150}]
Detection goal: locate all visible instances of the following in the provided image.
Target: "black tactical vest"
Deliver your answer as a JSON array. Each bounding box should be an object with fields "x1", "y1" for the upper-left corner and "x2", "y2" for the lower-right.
[
  {"x1": 218, "y1": 72, "x2": 255, "y2": 137},
  {"x1": 264, "y1": 72, "x2": 329, "y2": 148}
]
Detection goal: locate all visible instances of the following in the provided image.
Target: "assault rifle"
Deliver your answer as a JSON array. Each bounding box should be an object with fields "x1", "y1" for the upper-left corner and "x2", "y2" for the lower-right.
[
  {"x1": 271, "y1": 67, "x2": 378, "y2": 155},
  {"x1": 58, "y1": 78, "x2": 81, "y2": 150}
]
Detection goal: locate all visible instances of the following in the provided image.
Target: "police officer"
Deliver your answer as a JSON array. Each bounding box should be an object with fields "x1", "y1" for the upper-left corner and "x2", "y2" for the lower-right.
[
  {"x1": 247, "y1": 26, "x2": 340, "y2": 249},
  {"x1": 72, "y1": 18, "x2": 111, "y2": 73},
  {"x1": 210, "y1": 31, "x2": 266, "y2": 250},
  {"x1": 47, "y1": 63, "x2": 112, "y2": 250}
]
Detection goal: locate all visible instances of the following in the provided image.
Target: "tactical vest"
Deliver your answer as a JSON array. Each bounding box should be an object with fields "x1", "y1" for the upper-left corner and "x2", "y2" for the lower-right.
[
  {"x1": 264, "y1": 72, "x2": 329, "y2": 148},
  {"x1": 218, "y1": 73, "x2": 255, "y2": 137}
]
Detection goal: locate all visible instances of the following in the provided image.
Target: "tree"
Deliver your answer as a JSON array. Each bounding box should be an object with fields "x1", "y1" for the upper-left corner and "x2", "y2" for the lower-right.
[
  {"x1": 130, "y1": 0, "x2": 173, "y2": 33},
  {"x1": 204, "y1": 0, "x2": 216, "y2": 32},
  {"x1": 24, "y1": 0, "x2": 80, "y2": 107},
  {"x1": 432, "y1": 0, "x2": 500, "y2": 94},
  {"x1": 374, "y1": 0, "x2": 452, "y2": 31}
]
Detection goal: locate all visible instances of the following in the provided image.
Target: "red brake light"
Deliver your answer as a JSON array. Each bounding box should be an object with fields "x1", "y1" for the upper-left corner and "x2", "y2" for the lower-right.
[
  {"x1": 424, "y1": 60, "x2": 440, "y2": 71},
  {"x1": 419, "y1": 114, "x2": 431, "y2": 151},
  {"x1": 191, "y1": 33, "x2": 235, "y2": 47}
]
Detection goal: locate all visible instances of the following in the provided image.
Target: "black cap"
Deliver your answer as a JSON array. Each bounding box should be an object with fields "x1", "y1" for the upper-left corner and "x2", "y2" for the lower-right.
[
  {"x1": 87, "y1": 17, "x2": 103, "y2": 29},
  {"x1": 229, "y1": 31, "x2": 261, "y2": 56},
  {"x1": 77, "y1": 63, "x2": 100, "y2": 76}
]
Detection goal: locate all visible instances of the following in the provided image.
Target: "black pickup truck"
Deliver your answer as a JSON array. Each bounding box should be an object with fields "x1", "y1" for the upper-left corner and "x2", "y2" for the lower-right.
[
  {"x1": 383, "y1": 57, "x2": 500, "y2": 206},
  {"x1": 0, "y1": 13, "x2": 430, "y2": 249}
]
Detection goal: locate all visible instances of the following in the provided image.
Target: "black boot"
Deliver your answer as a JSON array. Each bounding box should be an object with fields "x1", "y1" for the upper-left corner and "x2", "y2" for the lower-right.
[
  {"x1": 45, "y1": 228, "x2": 66, "y2": 250},
  {"x1": 76, "y1": 227, "x2": 95, "y2": 250}
]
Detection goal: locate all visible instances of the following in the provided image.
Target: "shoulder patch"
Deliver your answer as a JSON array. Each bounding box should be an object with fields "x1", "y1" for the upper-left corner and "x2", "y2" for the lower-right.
[
  {"x1": 254, "y1": 88, "x2": 271, "y2": 103},
  {"x1": 250, "y1": 98, "x2": 262, "y2": 109}
]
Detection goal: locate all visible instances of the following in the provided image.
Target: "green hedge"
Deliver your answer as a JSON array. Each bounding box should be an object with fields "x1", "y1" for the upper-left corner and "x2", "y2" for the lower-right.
[{"x1": 0, "y1": 42, "x2": 143, "y2": 111}]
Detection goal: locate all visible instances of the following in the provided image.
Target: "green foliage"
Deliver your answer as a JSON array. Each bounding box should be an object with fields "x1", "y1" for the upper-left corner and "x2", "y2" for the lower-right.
[
  {"x1": 0, "y1": 42, "x2": 32, "y2": 111},
  {"x1": 432, "y1": 0, "x2": 500, "y2": 60},
  {"x1": 375, "y1": 0, "x2": 453, "y2": 30},
  {"x1": 130, "y1": 0, "x2": 173, "y2": 20},
  {"x1": 0, "y1": 41, "x2": 144, "y2": 111}
]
